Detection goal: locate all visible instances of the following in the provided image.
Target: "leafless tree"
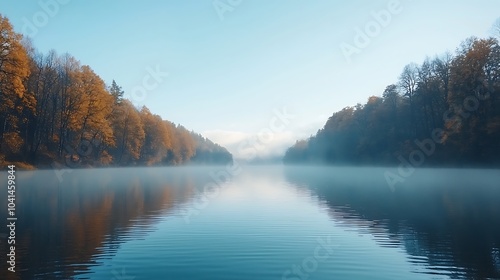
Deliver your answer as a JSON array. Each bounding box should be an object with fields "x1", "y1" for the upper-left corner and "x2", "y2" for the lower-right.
[{"x1": 492, "y1": 17, "x2": 500, "y2": 38}]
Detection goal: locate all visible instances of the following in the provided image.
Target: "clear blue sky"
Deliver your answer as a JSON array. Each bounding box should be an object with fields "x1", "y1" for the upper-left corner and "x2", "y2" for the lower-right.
[{"x1": 1, "y1": 0, "x2": 499, "y2": 159}]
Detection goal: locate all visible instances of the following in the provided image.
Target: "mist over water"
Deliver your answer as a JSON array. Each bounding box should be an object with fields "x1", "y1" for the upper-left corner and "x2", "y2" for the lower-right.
[{"x1": 1, "y1": 166, "x2": 499, "y2": 279}]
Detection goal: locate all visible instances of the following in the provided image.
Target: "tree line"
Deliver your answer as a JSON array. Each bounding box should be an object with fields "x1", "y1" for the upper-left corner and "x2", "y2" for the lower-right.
[
  {"x1": 284, "y1": 35, "x2": 500, "y2": 167},
  {"x1": 0, "y1": 15, "x2": 232, "y2": 168}
]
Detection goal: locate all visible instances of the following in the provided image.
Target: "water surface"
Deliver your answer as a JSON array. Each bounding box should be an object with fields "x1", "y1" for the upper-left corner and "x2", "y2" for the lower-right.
[{"x1": 1, "y1": 166, "x2": 499, "y2": 279}]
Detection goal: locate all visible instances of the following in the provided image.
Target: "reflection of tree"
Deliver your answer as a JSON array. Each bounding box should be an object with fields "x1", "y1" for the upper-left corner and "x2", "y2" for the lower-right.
[
  {"x1": 284, "y1": 166, "x2": 500, "y2": 279},
  {"x1": 0, "y1": 168, "x2": 208, "y2": 279}
]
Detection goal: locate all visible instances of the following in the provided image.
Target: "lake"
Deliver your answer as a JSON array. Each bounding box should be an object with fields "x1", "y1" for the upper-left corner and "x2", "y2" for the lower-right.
[{"x1": 1, "y1": 165, "x2": 500, "y2": 279}]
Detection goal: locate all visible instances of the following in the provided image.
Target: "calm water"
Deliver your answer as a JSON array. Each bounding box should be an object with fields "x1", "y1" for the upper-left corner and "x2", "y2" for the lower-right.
[{"x1": 1, "y1": 165, "x2": 500, "y2": 279}]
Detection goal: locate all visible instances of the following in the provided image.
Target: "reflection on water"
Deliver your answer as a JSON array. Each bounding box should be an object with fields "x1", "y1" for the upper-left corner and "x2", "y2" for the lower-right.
[
  {"x1": 284, "y1": 166, "x2": 500, "y2": 279},
  {"x1": 0, "y1": 167, "x2": 214, "y2": 279},
  {"x1": 0, "y1": 166, "x2": 499, "y2": 279}
]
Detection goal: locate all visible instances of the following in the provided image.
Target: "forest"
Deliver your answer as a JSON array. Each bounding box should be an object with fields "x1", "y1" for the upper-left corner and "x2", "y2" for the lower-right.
[
  {"x1": 0, "y1": 15, "x2": 232, "y2": 168},
  {"x1": 284, "y1": 36, "x2": 500, "y2": 167}
]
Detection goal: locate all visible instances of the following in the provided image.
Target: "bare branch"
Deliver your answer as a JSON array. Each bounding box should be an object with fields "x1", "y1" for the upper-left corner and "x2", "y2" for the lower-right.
[{"x1": 492, "y1": 17, "x2": 500, "y2": 38}]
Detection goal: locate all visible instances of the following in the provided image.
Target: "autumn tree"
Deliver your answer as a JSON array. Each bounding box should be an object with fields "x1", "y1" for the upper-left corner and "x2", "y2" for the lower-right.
[
  {"x1": 0, "y1": 14, "x2": 232, "y2": 167},
  {"x1": 67, "y1": 65, "x2": 115, "y2": 165},
  {"x1": 138, "y1": 107, "x2": 172, "y2": 165},
  {"x1": 189, "y1": 132, "x2": 233, "y2": 164},
  {"x1": 109, "y1": 100, "x2": 145, "y2": 165},
  {"x1": 0, "y1": 15, "x2": 31, "y2": 159},
  {"x1": 285, "y1": 36, "x2": 500, "y2": 167},
  {"x1": 24, "y1": 49, "x2": 61, "y2": 159},
  {"x1": 165, "y1": 123, "x2": 195, "y2": 165},
  {"x1": 445, "y1": 37, "x2": 500, "y2": 163}
]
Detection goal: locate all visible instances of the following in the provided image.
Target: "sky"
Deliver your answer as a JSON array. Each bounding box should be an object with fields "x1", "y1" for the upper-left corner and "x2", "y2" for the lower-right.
[{"x1": 1, "y1": 0, "x2": 499, "y2": 159}]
